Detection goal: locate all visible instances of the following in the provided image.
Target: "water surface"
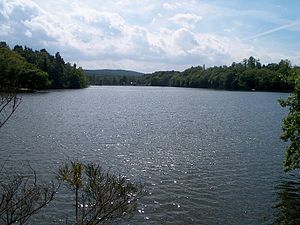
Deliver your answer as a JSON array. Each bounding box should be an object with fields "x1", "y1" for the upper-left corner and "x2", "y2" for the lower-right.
[{"x1": 0, "y1": 86, "x2": 293, "y2": 224}]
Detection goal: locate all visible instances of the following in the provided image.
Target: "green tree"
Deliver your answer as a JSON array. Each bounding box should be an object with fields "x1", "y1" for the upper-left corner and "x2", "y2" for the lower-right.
[
  {"x1": 120, "y1": 76, "x2": 128, "y2": 85},
  {"x1": 18, "y1": 68, "x2": 51, "y2": 91},
  {"x1": 0, "y1": 42, "x2": 9, "y2": 49},
  {"x1": 58, "y1": 161, "x2": 143, "y2": 225},
  {"x1": 1, "y1": 44, "x2": 51, "y2": 91},
  {"x1": 58, "y1": 161, "x2": 84, "y2": 221},
  {"x1": 238, "y1": 69, "x2": 258, "y2": 90},
  {"x1": 12, "y1": 45, "x2": 88, "y2": 89},
  {"x1": 279, "y1": 75, "x2": 300, "y2": 171},
  {"x1": 0, "y1": 46, "x2": 26, "y2": 88}
]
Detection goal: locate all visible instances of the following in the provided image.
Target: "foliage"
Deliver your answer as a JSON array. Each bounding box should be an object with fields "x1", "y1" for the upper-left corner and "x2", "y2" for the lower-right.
[
  {"x1": 13, "y1": 45, "x2": 88, "y2": 89},
  {"x1": 0, "y1": 165, "x2": 56, "y2": 225},
  {"x1": 0, "y1": 42, "x2": 87, "y2": 91},
  {"x1": 87, "y1": 75, "x2": 139, "y2": 86},
  {"x1": 58, "y1": 161, "x2": 84, "y2": 221},
  {"x1": 273, "y1": 179, "x2": 300, "y2": 225},
  {"x1": 57, "y1": 161, "x2": 143, "y2": 225},
  {"x1": 279, "y1": 73, "x2": 300, "y2": 171},
  {"x1": 85, "y1": 69, "x2": 144, "y2": 86},
  {"x1": 85, "y1": 69, "x2": 144, "y2": 77},
  {"x1": 0, "y1": 46, "x2": 23, "y2": 128},
  {"x1": 18, "y1": 68, "x2": 51, "y2": 91},
  {"x1": 87, "y1": 57, "x2": 295, "y2": 92},
  {"x1": 136, "y1": 57, "x2": 292, "y2": 91},
  {"x1": 0, "y1": 46, "x2": 50, "y2": 91}
]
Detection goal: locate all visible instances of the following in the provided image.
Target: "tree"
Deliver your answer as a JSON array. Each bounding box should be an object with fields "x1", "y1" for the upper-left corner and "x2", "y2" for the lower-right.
[
  {"x1": 58, "y1": 161, "x2": 84, "y2": 222},
  {"x1": 120, "y1": 76, "x2": 128, "y2": 85},
  {"x1": 273, "y1": 180, "x2": 300, "y2": 224},
  {"x1": 0, "y1": 92, "x2": 21, "y2": 129},
  {"x1": 18, "y1": 68, "x2": 51, "y2": 91},
  {"x1": 1, "y1": 44, "x2": 51, "y2": 92},
  {"x1": 11, "y1": 45, "x2": 88, "y2": 89},
  {"x1": 0, "y1": 44, "x2": 22, "y2": 129},
  {"x1": 58, "y1": 161, "x2": 143, "y2": 225},
  {"x1": 0, "y1": 42, "x2": 9, "y2": 49},
  {"x1": 279, "y1": 75, "x2": 300, "y2": 171},
  {"x1": 0, "y1": 165, "x2": 56, "y2": 225}
]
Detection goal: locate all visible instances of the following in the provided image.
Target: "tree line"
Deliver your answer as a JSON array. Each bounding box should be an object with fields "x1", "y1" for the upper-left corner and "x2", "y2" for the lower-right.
[
  {"x1": 88, "y1": 56, "x2": 299, "y2": 92},
  {"x1": 0, "y1": 42, "x2": 88, "y2": 91},
  {"x1": 88, "y1": 74, "x2": 139, "y2": 86},
  {"x1": 141, "y1": 56, "x2": 298, "y2": 91}
]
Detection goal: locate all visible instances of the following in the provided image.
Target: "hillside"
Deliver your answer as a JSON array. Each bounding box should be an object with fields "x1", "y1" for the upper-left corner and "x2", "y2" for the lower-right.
[
  {"x1": 86, "y1": 57, "x2": 298, "y2": 91},
  {"x1": 84, "y1": 69, "x2": 144, "y2": 77}
]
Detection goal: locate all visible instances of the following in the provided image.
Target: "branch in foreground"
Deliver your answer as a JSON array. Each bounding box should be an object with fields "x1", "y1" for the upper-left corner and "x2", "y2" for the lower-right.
[
  {"x1": 0, "y1": 91, "x2": 21, "y2": 129},
  {"x1": 58, "y1": 161, "x2": 144, "y2": 225},
  {"x1": 0, "y1": 166, "x2": 57, "y2": 225}
]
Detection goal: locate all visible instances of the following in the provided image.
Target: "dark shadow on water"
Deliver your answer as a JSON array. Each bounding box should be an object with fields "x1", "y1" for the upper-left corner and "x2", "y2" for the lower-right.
[{"x1": 273, "y1": 174, "x2": 300, "y2": 225}]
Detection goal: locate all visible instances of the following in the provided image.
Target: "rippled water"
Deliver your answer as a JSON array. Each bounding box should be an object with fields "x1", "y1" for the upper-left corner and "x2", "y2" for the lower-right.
[{"x1": 0, "y1": 86, "x2": 295, "y2": 224}]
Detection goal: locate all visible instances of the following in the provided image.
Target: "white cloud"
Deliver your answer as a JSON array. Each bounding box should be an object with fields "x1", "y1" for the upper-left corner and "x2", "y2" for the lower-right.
[
  {"x1": 162, "y1": 2, "x2": 182, "y2": 10},
  {"x1": 0, "y1": 24, "x2": 11, "y2": 35},
  {"x1": 172, "y1": 28, "x2": 199, "y2": 53},
  {"x1": 169, "y1": 13, "x2": 202, "y2": 28},
  {"x1": 1, "y1": 0, "x2": 41, "y2": 20},
  {"x1": 24, "y1": 29, "x2": 32, "y2": 37},
  {"x1": 0, "y1": 0, "x2": 299, "y2": 72}
]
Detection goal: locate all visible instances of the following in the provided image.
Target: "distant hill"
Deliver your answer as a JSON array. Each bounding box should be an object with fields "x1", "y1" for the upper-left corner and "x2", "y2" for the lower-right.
[{"x1": 84, "y1": 69, "x2": 144, "y2": 77}]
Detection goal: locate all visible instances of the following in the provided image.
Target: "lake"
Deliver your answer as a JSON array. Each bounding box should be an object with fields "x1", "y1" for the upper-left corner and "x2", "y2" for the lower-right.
[{"x1": 0, "y1": 86, "x2": 297, "y2": 224}]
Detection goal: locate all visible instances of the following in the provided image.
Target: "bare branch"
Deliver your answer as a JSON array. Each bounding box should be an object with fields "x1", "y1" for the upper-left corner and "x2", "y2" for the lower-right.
[
  {"x1": 0, "y1": 91, "x2": 21, "y2": 129},
  {"x1": 0, "y1": 165, "x2": 57, "y2": 224}
]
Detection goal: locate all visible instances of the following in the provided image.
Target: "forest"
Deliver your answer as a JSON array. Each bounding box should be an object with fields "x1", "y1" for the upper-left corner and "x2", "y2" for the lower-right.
[
  {"x1": 1, "y1": 41, "x2": 298, "y2": 93},
  {"x1": 88, "y1": 56, "x2": 299, "y2": 92},
  {"x1": 0, "y1": 42, "x2": 87, "y2": 91}
]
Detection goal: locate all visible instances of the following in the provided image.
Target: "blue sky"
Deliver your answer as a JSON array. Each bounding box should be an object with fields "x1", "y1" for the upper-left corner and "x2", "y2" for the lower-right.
[{"x1": 0, "y1": 0, "x2": 300, "y2": 72}]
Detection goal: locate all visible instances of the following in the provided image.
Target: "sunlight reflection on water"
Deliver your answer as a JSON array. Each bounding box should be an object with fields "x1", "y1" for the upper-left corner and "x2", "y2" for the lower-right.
[{"x1": 0, "y1": 86, "x2": 291, "y2": 224}]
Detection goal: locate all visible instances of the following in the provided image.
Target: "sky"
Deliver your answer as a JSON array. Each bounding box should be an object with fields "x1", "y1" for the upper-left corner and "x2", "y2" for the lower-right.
[{"x1": 0, "y1": 0, "x2": 300, "y2": 73}]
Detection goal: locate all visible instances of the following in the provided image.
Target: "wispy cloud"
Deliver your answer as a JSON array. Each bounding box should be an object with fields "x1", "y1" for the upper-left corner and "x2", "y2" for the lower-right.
[
  {"x1": 0, "y1": 0, "x2": 299, "y2": 72},
  {"x1": 246, "y1": 20, "x2": 300, "y2": 41}
]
